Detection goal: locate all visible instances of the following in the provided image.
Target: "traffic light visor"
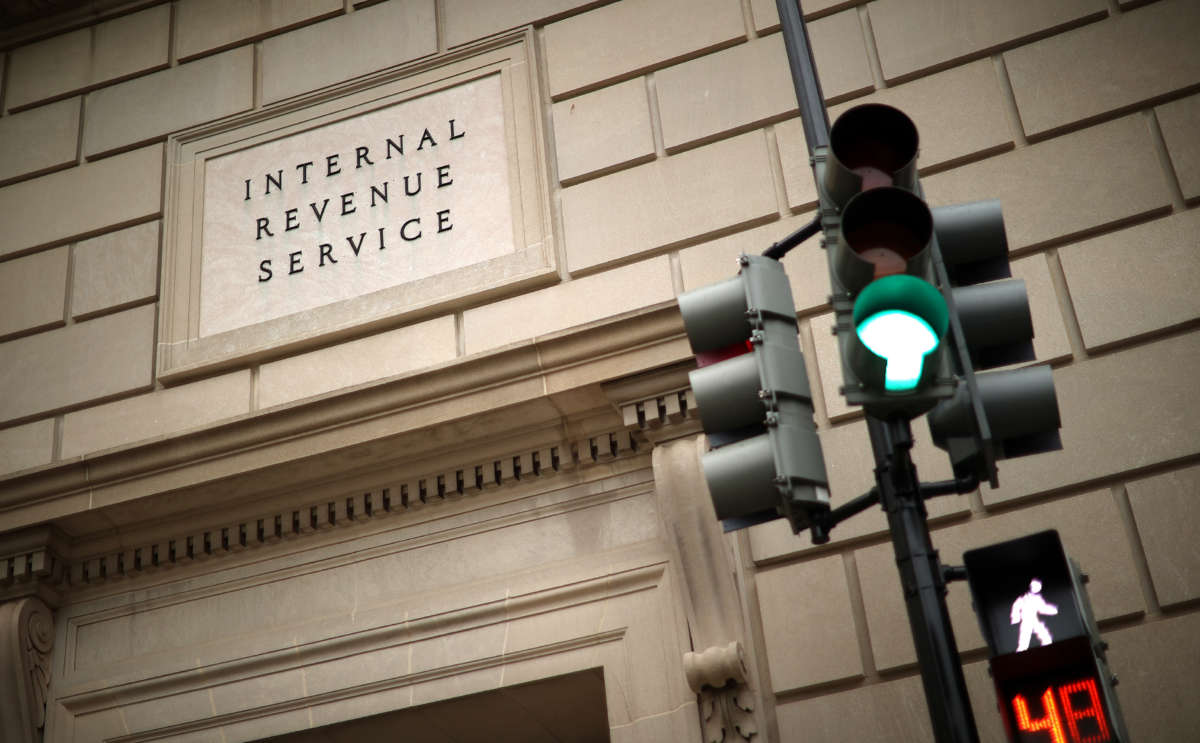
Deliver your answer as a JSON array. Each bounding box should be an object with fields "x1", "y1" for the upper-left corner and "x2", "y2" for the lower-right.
[{"x1": 825, "y1": 104, "x2": 919, "y2": 202}]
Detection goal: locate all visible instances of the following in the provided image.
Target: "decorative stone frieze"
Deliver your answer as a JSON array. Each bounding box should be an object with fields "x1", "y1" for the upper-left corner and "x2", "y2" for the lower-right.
[{"x1": 67, "y1": 428, "x2": 641, "y2": 586}]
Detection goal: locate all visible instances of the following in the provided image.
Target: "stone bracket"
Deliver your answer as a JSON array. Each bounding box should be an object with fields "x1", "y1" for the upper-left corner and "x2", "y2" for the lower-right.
[
  {"x1": 684, "y1": 640, "x2": 747, "y2": 693},
  {"x1": 699, "y1": 682, "x2": 758, "y2": 742},
  {"x1": 0, "y1": 596, "x2": 54, "y2": 743}
]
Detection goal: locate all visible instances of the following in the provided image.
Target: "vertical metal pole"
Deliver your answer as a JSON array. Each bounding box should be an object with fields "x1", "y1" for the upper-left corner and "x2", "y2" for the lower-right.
[
  {"x1": 775, "y1": 0, "x2": 829, "y2": 151},
  {"x1": 867, "y1": 418, "x2": 980, "y2": 743},
  {"x1": 774, "y1": 2, "x2": 980, "y2": 741}
]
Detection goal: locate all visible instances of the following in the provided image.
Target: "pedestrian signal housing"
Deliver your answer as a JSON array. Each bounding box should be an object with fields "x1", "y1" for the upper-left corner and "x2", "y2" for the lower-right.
[{"x1": 964, "y1": 531, "x2": 1129, "y2": 743}]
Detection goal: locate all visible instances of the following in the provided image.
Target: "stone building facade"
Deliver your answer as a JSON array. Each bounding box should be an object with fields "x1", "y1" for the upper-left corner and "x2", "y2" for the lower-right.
[{"x1": 0, "y1": 0, "x2": 1197, "y2": 741}]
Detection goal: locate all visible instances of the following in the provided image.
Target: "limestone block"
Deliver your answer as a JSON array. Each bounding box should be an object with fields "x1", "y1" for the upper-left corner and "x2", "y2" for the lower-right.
[
  {"x1": 1126, "y1": 463, "x2": 1200, "y2": 608},
  {"x1": 0, "y1": 97, "x2": 79, "y2": 183},
  {"x1": 60, "y1": 370, "x2": 251, "y2": 459},
  {"x1": 261, "y1": 0, "x2": 437, "y2": 104},
  {"x1": 91, "y1": 5, "x2": 171, "y2": 86},
  {"x1": 754, "y1": 553, "x2": 863, "y2": 692},
  {"x1": 443, "y1": 0, "x2": 599, "y2": 48},
  {"x1": 870, "y1": 0, "x2": 1105, "y2": 83},
  {"x1": 609, "y1": 702, "x2": 702, "y2": 743},
  {"x1": 71, "y1": 221, "x2": 160, "y2": 319},
  {"x1": 1105, "y1": 614, "x2": 1200, "y2": 741},
  {"x1": 175, "y1": 0, "x2": 342, "y2": 61},
  {"x1": 1060, "y1": 210, "x2": 1200, "y2": 350},
  {"x1": 0, "y1": 247, "x2": 67, "y2": 338},
  {"x1": 1009, "y1": 253, "x2": 1072, "y2": 364},
  {"x1": 775, "y1": 659, "x2": 1005, "y2": 742},
  {"x1": 462, "y1": 256, "x2": 674, "y2": 355},
  {"x1": 543, "y1": 0, "x2": 744, "y2": 99},
  {"x1": 776, "y1": 672, "x2": 933, "y2": 741},
  {"x1": 1157, "y1": 93, "x2": 1200, "y2": 201},
  {"x1": 217, "y1": 709, "x2": 311, "y2": 743},
  {"x1": 1006, "y1": 0, "x2": 1200, "y2": 137},
  {"x1": 5, "y1": 30, "x2": 89, "y2": 110},
  {"x1": 809, "y1": 309, "x2": 850, "y2": 420},
  {"x1": 0, "y1": 304, "x2": 155, "y2": 423},
  {"x1": 806, "y1": 9, "x2": 874, "y2": 101},
  {"x1": 552, "y1": 78, "x2": 654, "y2": 183},
  {"x1": 0, "y1": 143, "x2": 162, "y2": 259},
  {"x1": 208, "y1": 669, "x2": 307, "y2": 716},
  {"x1": 774, "y1": 117, "x2": 818, "y2": 210},
  {"x1": 923, "y1": 116, "x2": 1169, "y2": 252},
  {"x1": 0, "y1": 419, "x2": 54, "y2": 476},
  {"x1": 119, "y1": 687, "x2": 216, "y2": 736},
  {"x1": 257, "y1": 315, "x2": 457, "y2": 409},
  {"x1": 85, "y1": 48, "x2": 254, "y2": 157},
  {"x1": 655, "y1": 34, "x2": 797, "y2": 152},
  {"x1": 561, "y1": 132, "x2": 777, "y2": 272},
  {"x1": 5, "y1": 6, "x2": 170, "y2": 110}
]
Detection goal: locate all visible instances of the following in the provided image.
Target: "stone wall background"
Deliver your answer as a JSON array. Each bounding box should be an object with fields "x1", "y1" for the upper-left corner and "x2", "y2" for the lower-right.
[{"x1": 1, "y1": 0, "x2": 1197, "y2": 740}]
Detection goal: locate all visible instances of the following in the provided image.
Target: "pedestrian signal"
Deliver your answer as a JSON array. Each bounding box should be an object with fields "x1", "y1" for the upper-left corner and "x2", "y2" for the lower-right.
[{"x1": 964, "y1": 531, "x2": 1129, "y2": 743}]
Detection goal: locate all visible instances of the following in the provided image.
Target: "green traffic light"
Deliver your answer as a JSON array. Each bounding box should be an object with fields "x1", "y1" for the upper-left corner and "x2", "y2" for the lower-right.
[
  {"x1": 857, "y1": 310, "x2": 939, "y2": 391},
  {"x1": 852, "y1": 274, "x2": 949, "y2": 393}
]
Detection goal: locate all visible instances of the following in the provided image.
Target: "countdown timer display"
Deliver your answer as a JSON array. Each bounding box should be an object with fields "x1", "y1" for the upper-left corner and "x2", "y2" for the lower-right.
[{"x1": 999, "y1": 664, "x2": 1113, "y2": 743}]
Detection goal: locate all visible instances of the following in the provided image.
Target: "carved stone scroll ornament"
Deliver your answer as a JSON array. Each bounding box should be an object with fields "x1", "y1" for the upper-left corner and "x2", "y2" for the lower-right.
[
  {"x1": 685, "y1": 641, "x2": 757, "y2": 742},
  {"x1": 0, "y1": 597, "x2": 54, "y2": 743}
]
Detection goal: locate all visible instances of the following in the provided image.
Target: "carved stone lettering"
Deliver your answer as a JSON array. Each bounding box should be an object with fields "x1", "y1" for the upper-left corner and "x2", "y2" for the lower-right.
[{"x1": 199, "y1": 74, "x2": 513, "y2": 338}]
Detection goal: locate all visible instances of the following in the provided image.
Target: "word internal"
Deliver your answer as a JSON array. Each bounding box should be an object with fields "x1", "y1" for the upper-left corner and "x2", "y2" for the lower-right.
[{"x1": 244, "y1": 119, "x2": 467, "y2": 284}]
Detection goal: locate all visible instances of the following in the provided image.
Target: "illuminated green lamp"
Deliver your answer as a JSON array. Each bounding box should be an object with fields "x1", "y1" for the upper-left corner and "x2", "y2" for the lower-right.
[{"x1": 852, "y1": 274, "x2": 949, "y2": 392}]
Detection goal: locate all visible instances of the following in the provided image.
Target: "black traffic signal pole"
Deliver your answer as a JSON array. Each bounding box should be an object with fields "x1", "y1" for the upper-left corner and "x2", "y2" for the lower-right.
[
  {"x1": 773, "y1": 2, "x2": 980, "y2": 741},
  {"x1": 868, "y1": 418, "x2": 979, "y2": 743}
]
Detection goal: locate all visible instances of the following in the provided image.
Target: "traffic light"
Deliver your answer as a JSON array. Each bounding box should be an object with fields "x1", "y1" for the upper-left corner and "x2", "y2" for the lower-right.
[
  {"x1": 964, "y1": 530, "x2": 1129, "y2": 743},
  {"x1": 678, "y1": 253, "x2": 830, "y2": 532},
  {"x1": 815, "y1": 104, "x2": 956, "y2": 419},
  {"x1": 816, "y1": 103, "x2": 1061, "y2": 482},
  {"x1": 924, "y1": 199, "x2": 1062, "y2": 486}
]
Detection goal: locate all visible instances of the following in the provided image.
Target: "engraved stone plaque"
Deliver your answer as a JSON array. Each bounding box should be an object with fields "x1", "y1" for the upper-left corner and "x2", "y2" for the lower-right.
[{"x1": 160, "y1": 34, "x2": 553, "y2": 381}]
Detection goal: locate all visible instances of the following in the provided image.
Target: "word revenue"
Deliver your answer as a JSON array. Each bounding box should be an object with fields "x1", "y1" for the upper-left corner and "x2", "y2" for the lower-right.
[
  {"x1": 257, "y1": 208, "x2": 453, "y2": 283},
  {"x1": 251, "y1": 164, "x2": 453, "y2": 241}
]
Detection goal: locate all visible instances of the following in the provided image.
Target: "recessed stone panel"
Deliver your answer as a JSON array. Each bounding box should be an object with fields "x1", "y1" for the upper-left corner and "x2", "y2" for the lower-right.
[
  {"x1": 159, "y1": 34, "x2": 555, "y2": 380},
  {"x1": 199, "y1": 76, "x2": 507, "y2": 338}
]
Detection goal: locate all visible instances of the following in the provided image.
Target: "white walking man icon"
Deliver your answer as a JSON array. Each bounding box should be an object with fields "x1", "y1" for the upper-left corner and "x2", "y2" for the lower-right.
[{"x1": 1010, "y1": 578, "x2": 1058, "y2": 651}]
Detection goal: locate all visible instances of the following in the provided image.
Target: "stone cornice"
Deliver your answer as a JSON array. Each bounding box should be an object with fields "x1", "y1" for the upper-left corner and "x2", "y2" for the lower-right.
[
  {"x1": 60, "y1": 426, "x2": 643, "y2": 590},
  {"x1": 0, "y1": 305, "x2": 715, "y2": 602},
  {"x1": 0, "y1": 304, "x2": 689, "y2": 534}
]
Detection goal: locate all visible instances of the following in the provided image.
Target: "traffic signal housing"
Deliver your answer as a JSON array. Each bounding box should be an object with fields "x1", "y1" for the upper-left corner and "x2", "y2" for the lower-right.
[
  {"x1": 964, "y1": 530, "x2": 1128, "y2": 743},
  {"x1": 816, "y1": 104, "x2": 955, "y2": 419},
  {"x1": 816, "y1": 103, "x2": 1061, "y2": 486},
  {"x1": 678, "y1": 254, "x2": 830, "y2": 532},
  {"x1": 925, "y1": 199, "x2": 1062, "y2": 486}
]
